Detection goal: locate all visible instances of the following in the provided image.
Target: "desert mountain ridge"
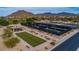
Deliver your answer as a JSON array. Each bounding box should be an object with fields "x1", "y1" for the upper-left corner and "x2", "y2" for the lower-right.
[{"x1": 6, "y1": 10, "x2": 79, "y2": 19}]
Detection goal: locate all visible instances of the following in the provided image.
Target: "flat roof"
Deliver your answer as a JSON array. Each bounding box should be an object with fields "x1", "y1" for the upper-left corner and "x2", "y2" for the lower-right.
[{"x1": 52, "y1": 32, "x2": 79, "y2": 51}]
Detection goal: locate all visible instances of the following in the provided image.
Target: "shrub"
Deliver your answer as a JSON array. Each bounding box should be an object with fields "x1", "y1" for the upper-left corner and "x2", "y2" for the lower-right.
[
  {"x1": 4, "y1": 37, "x2": 20, "y2": 48},
  {"x1": 3, "y1": 27, "x2": 13, "y2": 38},
  {"x1": 50, "y1": 42, "x2": 55, "y2": 45}
]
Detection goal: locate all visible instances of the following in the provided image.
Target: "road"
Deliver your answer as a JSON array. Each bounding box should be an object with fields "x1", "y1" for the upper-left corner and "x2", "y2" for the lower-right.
[{"x1": 52, "y1": 32, "x2": 79, "y2": 51}]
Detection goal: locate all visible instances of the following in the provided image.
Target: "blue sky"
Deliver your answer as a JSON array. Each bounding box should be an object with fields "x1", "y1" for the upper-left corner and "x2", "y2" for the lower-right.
[{"x1": 0, "y1": 7, "x2": 79, "y2": 16}]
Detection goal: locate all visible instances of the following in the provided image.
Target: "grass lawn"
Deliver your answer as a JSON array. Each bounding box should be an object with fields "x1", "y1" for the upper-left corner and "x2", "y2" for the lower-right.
[{"x1": 16, "y1": 32, "x2": 46, "y2": 47}]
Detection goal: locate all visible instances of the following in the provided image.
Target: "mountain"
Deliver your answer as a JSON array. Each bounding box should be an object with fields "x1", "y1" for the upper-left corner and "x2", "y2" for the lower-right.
[
  {"x1": 36, "y1": 12, "x2": 78, "y2": 16},
  {"x1": 6, "y1": 10, "x2": 78, "y2": 19},
  {"x1": 57, "y1": 12, "x2": 77, "y2": 16},
  {"x1": 6, "y1": 10, "x2": 33, "y2": 19},
  {"x1": 36, "y1": 12, "x2": 56, "y2": 16}
]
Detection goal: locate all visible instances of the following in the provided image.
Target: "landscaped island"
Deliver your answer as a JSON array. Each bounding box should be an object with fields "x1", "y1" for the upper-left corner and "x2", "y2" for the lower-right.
[{"x1": 16, "y1": 32, "x2": 46, "y2": 47}]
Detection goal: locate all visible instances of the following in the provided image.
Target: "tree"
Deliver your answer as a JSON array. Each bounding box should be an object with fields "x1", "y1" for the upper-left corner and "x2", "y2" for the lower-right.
[
  {"x1": 0, "y1": 17, "x2": 9, "y2": 26},
  {"x1": 26, "y1": 18, "x2": 34, "y2": 25},
  {"x1": 21, "y1": 18, "x2": 34, "y2": 25},
  {"x1": 12, "y1": 20, "x2": 19, "y2": 24}
]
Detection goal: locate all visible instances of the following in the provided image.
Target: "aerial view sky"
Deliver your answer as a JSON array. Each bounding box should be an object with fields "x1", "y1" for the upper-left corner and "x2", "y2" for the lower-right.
[{"x1": 0, "y1": 7, "x2": 79, "y2": 16}]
